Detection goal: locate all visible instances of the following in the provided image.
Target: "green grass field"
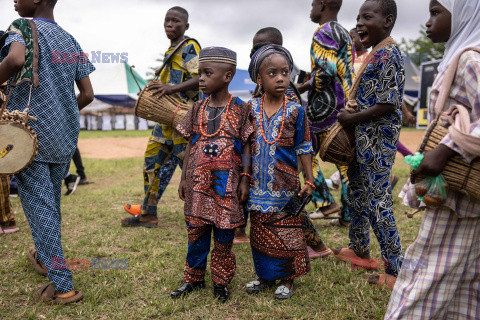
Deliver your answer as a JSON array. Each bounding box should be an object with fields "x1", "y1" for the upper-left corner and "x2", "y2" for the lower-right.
[{"x1": 0, "y1": 130, "x2": 423, "y2": 320}]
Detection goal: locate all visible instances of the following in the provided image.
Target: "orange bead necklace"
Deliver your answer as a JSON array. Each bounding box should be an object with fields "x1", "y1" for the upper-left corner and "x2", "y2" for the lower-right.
[
  {"x1": 199, "y1": 94, "x2": 233, "y2": 138},
  {"x1": 259, "y1": 94, "x2": 287, "y2": 145}
]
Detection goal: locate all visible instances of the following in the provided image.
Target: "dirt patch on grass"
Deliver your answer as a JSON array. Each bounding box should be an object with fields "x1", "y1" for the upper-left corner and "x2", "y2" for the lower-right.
[
  {"x1": 79, "y1": 130, "x2": 427, "y2": 160},
  {"x1": 78, "y1": 137, "x2": 148, "y2": 159}
]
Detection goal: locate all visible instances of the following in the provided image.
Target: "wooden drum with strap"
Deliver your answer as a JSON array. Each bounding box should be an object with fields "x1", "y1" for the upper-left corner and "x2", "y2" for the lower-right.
[
  {"x1": 132, "y1": 37, "x2": 200, "y2": 129},
  {"x1": 411, "y1": 47, "x2": 480, "y2": 200}
]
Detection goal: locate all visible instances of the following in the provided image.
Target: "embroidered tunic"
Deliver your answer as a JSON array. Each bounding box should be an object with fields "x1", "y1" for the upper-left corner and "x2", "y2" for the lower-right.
[
  {"x1": 177, "y1": 97, "x2": 254, "y2": 229},
  {"x1": 247, "y1": 98, "x2": 313, "y2": 213}
]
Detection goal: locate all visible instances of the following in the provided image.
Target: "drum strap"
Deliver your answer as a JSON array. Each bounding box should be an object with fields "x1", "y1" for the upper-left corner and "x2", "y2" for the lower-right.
[
  {"x1": 154, "y1": 37, "x2": 201, "y2": 79},
  {"x1": 346, "y1": 36, "x2": 396, "y2": 112},
  {"x1": 1, "y1": 19, "x2": 39, "y2": 124}
]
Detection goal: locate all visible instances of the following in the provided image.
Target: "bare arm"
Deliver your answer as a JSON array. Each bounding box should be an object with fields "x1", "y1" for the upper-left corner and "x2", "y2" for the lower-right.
[
  {"x1": 178, "y1": 141, "x2": 192, "y2": 201},
  {"x1": 298, "y1": 153, "x2": 314, "y2": 196},
  {"x1": 238, "y1": 142, "x2": 252, "y2": 204},
  {"x1": 147, "y1": 76, "x2": 200, "y2": 97},
  {"x1": 75, "y1": 76, "x2": 94, "y2": 111},
  {"x1": 0, "y1": 42, "x2": 26, "y2": 85},
  {"x1": 296, "y1": 81, "x2": 313, "y2": 94}
]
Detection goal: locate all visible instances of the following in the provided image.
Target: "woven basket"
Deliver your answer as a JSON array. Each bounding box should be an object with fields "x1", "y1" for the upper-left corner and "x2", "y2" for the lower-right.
[
  {"x1": 411, "y1": 118, "x2": 480, "y2": 201},
  {"x1": 319, "y1": 122, "x2": 355, "y2": 166},
  {"x1": 135, "y1": 84, "x2": 190, "y2": 128}
]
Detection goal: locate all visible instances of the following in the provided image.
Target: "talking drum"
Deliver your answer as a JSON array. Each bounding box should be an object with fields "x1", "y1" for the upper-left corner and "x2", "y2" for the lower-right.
[
  {"x1": 319, "y1": 122, "x2": 355, "y2": 166},
  {"x1": 0, "y1": 110, "x2": 38, "y2": 175},
  {"x1": 135, "y1": 83, "x2": 190, "y2": 128}
]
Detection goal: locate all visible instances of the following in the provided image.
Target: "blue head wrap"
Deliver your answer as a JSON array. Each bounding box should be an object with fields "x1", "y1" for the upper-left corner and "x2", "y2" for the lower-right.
[{"x1": 248, "y1": 44, "x2": 293, "y2": 82}]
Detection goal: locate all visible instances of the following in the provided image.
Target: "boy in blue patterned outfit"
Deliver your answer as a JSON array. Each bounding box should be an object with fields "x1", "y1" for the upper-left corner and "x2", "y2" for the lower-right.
[
  {"x1": 0, "y1": 0, "x2": 94, "y2": 303},
  {"x1": 334, "y1": 0, "x2": 404, "y2": 289}
]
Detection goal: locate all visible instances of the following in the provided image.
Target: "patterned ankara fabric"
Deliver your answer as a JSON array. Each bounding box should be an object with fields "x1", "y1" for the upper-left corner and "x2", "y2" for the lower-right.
[
  {"x1": 307, "y1": 21, "x2": 354, "y2": 134},
  {"x1": 2, "y1": 19, "x2": 38, "y2": 86},
  {"x1": 141, "y1": 142, "x2": 183, "y2": 215},
  {"x1": 177, "y1": 97, "x2": 254, "y2": 229},
  {"x1": 0, "y1": 176, "x2": 15, "y2": 226},
  {"x1": 156, "y1": 39, "x2": 200, "y2": 146},
  {"x1": 300, "y1": 210, "x2": 326, "y2": 250},
  {"x1": 400, "y1": 51, "x2": 480, "y2": 213},
  {"x1": 16, "y1": 161, "x2": 73, "y2": 293},
  {"x1": 347, "y1": 44, "x2": 405, "y2": 277},
  {"x1": 1, "y1": 19, "x2": 95, "y2": 163},
  {"x1": 247, "y1": 98, "x2": 313, "y2": 213},
  {"x1": 384, "y1": 206, "x2": 480, "y2": 320},
  {"x1": 250, "y1": 210, "x2": 310, "y2": 281},
  {"x1": 183, "y1": 223, "x2": 235, "y2": 286}
]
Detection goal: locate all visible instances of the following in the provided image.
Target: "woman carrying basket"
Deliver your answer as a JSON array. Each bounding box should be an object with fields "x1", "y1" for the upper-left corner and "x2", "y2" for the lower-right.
[{"x1": 385, "y1": 0, "x2": 480, "y2": 319}]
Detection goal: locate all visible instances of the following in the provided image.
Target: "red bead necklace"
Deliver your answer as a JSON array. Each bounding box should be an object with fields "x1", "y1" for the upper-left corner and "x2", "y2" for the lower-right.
[
  {"x1": 199, "y1": 94, "x2": 233, "y2": 138},
  {"x1": 259, "y1": 94, "x2": 287, "y2": 145}
]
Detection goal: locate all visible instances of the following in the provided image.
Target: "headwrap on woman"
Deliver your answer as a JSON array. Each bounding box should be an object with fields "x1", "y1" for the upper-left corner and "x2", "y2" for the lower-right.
[
  {"x1": 437, "y1": 0, "x2": 480, "y2": 72},
  {"x1": 248, "y1": 44, "x2": 293, "y2": 82}
]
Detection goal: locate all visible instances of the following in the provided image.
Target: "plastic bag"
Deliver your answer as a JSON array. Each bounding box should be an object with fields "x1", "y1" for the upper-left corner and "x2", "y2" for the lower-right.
[
  {"x1": 415, "y1": 176, "x2": 433, "y2": 197},
  {"x1": 405, "y1": 152, "x2": 448, "y2": 207},
  {"x1": 404, "y1": 152, "x2": 424, "y2": 170},
  {"x1": 423, "y1": 175, "x2": 448, "y2": 207}
]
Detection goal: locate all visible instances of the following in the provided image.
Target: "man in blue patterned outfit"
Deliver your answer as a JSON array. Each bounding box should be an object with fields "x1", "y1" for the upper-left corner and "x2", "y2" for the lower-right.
[{"x1": 0, "y1": 0, "x2": 94, "y2": 303}]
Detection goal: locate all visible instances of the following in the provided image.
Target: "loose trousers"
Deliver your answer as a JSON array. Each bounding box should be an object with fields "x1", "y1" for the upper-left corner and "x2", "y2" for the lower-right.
[{"x1": 16, "y1": 161, "x2": 73, "y2": 293}]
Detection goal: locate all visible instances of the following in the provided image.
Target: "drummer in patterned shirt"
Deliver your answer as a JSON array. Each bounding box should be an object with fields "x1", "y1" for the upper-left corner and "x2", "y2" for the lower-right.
[{"x1": 121, "y1": 6, "x2": 200, "y2": 227}]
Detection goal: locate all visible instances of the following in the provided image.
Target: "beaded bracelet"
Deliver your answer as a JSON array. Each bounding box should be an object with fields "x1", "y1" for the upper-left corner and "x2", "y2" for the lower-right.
[
  {"x1": 240, "y1": 172, "x2": 253, "y2": 181},
  {"x1": 304, "y1": 180, "x2": 316, "y2": 190}
]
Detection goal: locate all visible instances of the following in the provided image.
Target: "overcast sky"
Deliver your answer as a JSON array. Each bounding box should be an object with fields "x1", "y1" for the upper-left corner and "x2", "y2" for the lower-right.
[{"x1": 1, "y1": 0, "x2": 431, "y2": 77}]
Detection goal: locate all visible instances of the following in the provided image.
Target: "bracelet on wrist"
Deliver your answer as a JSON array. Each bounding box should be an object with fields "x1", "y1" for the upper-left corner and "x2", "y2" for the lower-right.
[
  {"x1": 240, "y1": 172, "x2": 253, "y2": 180},
  {"x1": 304, "y1": 180, "x2": 316, "y2": 190}
]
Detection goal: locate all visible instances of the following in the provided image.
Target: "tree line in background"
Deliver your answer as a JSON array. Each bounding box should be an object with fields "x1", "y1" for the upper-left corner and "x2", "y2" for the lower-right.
[{"x1": 399, "y1": 26, "x2": 446, "y2": 66}]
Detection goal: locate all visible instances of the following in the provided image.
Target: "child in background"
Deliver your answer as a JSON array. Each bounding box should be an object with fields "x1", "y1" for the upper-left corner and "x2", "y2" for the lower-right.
[
  {"x1": 350, "y1": 27, "x2": 369, "y2": 72},
  {"x1": 386, "y1": 0, "x2": 480, "y2": 318},
  {"x1": 122, "y1": 6, "x2": 200, "y2": 227},
  {"x1": 296, "y1": 0, "x2": 354, "y2": 226},
  {"x1": 0, "y1": 0, "x2": 94, "y2": 303},
  {"x1": 246, "y1": 45, "x2": 314, "y2": 300},
  {"x1": 334, "y1": 0, "x2": 404, "y2": 289},
  {"x1": 173, "y1": 47, "x2": 254, "y2": 302}
]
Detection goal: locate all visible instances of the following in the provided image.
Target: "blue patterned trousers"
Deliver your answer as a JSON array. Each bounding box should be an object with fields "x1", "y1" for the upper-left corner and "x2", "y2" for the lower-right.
[
  {"x1": 347, "y1": 160, "x2": 403, "y2": 276},
  {"x1": 141, "y1": 137, "x2": 185, "y2": 216},
  {"x1": 16, "y1": 161, "x2": 74, "y2": 293},
  {"x1": 184, "y1": 223, "x2": 236, "y2": 286}
]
